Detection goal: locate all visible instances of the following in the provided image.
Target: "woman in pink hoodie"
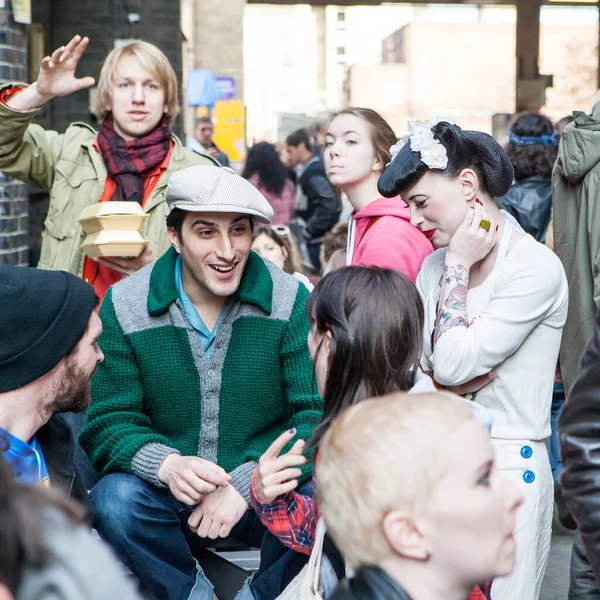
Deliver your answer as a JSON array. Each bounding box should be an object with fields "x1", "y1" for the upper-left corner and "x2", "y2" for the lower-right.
[{"x1": 324, "y1": 108, "x2": 433, "y2": 280}]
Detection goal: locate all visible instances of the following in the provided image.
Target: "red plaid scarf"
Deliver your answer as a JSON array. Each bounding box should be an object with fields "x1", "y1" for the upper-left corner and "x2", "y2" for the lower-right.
[{"x1": 97, "y1": 117, "x2": 172, "y2": 203}]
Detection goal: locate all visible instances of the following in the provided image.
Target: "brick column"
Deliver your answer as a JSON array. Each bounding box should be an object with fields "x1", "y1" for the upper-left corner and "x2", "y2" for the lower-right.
[{"x1": 0, "y1": 2, "x2": 28, "y2": 266}]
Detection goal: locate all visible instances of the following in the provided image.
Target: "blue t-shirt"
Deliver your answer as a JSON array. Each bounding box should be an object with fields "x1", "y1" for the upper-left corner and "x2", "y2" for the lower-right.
[
  {"x1": 0, "y1": 427, "x2": 50, "y2": 487},
  {"x1": 175, "y1": 255, "x2": 222, "y2": 358}
]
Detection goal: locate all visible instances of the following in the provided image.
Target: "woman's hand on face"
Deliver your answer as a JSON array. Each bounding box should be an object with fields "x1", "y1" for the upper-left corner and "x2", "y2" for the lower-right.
[
  {"x1": 446, "y1": 201, "x2": 497, "y2": 269},
  {"x1": 253, "y1": 429, "x2": 307, "y2": 504}
]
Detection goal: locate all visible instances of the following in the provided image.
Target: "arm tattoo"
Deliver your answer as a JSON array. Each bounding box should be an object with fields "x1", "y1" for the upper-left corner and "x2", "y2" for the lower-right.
[{"x1": 434, "y1": 262, "x2": 470, "y2": 346}]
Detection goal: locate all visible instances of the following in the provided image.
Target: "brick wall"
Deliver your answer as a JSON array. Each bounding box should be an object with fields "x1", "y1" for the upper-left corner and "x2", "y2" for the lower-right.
[
  {"x1": 0, "y1": 3, "x2": 29, "y2": 266},
  {"x1": 193, "y1": 0, "x2": 245, "y2": 100}
]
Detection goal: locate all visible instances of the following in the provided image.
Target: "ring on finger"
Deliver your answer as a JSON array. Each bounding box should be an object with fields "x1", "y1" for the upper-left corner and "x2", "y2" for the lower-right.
[{"x1": 479, "y1": 219, "x2": 491, "y2": 232}]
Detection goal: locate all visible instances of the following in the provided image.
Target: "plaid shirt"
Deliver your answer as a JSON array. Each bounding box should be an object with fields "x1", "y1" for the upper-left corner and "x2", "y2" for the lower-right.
[{"x1": 250, "y1": 471, "x2": 491, "y2": 599}]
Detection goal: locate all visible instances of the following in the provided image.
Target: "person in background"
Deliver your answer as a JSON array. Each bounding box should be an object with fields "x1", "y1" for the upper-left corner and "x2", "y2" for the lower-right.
[
  {"x1": 242, "y1": 142, "x2": 295, "y2": 225},
  {"x1": 186, "y1": 116, "x2": 230, "y2": 166},
  {"x1": 552, "y1": 101, "x2": 600, "y2": 397},
  {"x1": 497, "y1": 113, "x2": 557, "y2": 243},
  {"x1": 380, "y1": 120, "x2": 568, "y2": 600},
  {"x1": 320, "y1": 221, "x2": 348, "y2": 275},
  {"x1": 286, "y1": 128, "x2": 340, "y2": 270},
  {"x1": 0, "y1": 35, "x2": 217, "y2": 300},
  {"x1": 0, "y1": 455, "x2": 142, "y2": 600},
  {"x1": 319, "y1": 393, "x2": 523, "y2": 600},
  {"x1": 308, "y1": 122, "x2": 326, "y2": 160},
  {"x1": 251, "y1": 225, "x2": 312, "y2": 290},
  {"x1": 324, "y1": 108, "x2": 432, "y2": 280},
  {"x1": 556, "y1": 115, "x2": 574, "y2": 140}
]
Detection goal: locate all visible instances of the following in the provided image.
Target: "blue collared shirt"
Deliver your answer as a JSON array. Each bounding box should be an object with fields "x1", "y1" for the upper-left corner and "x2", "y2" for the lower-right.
[{"x1": 175, "y1": 256, "x2": 222, "y2": 358}]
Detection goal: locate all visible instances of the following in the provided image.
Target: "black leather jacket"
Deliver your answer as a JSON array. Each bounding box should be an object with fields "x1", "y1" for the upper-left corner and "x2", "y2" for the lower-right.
[
  {"x1": 329, "y1": 567, "x2": 412, "y2": 600},
  {"x1": 496, "y1": 176, "x2": 552, "y2": 242},
  {"x1": 38, "y1": 414, "x2": 90, "y2": 509},
  {"x1": 295, "y1": 157, "x2": 340, "y2": 242},
  {"x1": 559, "y1": 311, "x2": 600, "y2": 584}
]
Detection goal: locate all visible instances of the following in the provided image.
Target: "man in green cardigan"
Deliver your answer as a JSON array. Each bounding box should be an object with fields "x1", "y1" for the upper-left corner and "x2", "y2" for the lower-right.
[{"x1": 80, "y1": 166, "x2": 321, "y2": 600}]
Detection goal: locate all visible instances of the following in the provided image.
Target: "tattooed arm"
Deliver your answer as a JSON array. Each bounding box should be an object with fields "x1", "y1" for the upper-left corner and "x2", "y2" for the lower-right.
[{"x1": 434, "y1": 260, "x2": 470, "y2": 345}]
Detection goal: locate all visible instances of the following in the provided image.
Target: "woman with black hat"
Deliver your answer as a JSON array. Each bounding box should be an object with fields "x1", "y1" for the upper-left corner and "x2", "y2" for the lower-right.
[{"x1": 378, "y1": 120, "x2": 568, "y2": 600}]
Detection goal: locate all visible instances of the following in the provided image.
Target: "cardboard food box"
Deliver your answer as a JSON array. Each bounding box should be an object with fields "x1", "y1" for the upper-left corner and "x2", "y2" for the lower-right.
[
  {"x1": 81, "y1": 230, "x2": 148, "y2": 258},
  {"x1": 79, "y1": 201, "x2": 148, "y2": 233}
]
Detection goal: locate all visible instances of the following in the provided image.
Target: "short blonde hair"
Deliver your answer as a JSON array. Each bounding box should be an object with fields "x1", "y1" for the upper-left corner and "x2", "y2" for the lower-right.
[
  {"x1": 94, "y1": 41, "x2": 179, "y2": 123},
  {"x1": 317, "y1": 392, "x2": 474, "y2": 568}
]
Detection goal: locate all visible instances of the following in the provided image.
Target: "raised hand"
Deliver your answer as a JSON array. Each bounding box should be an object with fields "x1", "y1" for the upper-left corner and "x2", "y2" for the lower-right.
[
  {"x1": 35, "y1": 35, "x2": 95, "y2": 99},
  {"x1": 6, "y1": 35, "x2": 95, "y2": 111},
  {"x1": 253, "y1": 428, "x2": 307, "y2": 504}
]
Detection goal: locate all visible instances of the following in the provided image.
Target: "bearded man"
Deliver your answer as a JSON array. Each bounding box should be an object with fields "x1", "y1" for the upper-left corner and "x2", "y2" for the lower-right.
[{"x1": 0, "y1": 265, "x2": 102, "y2": 504}]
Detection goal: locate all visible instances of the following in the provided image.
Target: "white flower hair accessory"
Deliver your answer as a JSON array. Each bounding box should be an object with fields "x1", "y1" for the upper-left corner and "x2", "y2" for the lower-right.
[{"x1": 389, "y1": 118, "x2": 456, "y2": 170}]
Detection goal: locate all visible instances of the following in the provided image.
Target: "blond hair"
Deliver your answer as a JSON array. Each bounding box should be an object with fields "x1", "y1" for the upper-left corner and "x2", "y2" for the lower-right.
[
  {"x1": 94, "y1": 41, "x2": 179, "y2": 123},
  {"x1": 317, "y1": 392, "x2": 474, "y2": 568}
]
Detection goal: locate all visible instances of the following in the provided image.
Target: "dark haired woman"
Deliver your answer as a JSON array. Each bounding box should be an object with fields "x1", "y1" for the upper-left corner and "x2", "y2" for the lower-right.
[
  {"x1": 248, "y1": 267, "x2": 491, "y2": 599},
  {"x1": 242, "y1": 142, "x2": 295, "y2": 225},
  {"x1": 324, "y1": 108, "x2": 433, "y2": 280},
  {"x1": 0, "y1": 455, "x2": 141, "y2": 600},
  {"x1": 377, "y1": 120, "x2": 568, "y2": 600},
  {"x1": 496, "y1": 113, "x2": 558, "y2": 242}
]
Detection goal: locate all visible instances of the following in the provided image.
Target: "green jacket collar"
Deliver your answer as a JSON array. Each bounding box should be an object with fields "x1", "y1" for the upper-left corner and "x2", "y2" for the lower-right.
[{"x1": 148, "y1": 247, "x2": 273, "y2": 316}]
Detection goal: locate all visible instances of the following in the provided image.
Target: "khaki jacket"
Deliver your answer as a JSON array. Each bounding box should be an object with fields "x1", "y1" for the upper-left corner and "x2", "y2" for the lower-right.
[
  {"x1": 552, "y1": 103, "x2": 600, "y2": 393},
  {"x1": 0, "y1": 92, "x2": 218, "y2": 276}
]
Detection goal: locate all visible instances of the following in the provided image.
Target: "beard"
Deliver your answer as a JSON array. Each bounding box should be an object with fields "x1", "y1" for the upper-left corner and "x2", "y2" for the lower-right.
[{"x1": 47, "y1": 354, "x2": 94, "y2": 414}]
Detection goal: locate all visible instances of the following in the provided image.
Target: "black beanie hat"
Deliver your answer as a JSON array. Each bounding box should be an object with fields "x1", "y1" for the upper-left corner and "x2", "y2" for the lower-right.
[{"x1": 0, "y1": 266, "x2": 97, "y2": 393}]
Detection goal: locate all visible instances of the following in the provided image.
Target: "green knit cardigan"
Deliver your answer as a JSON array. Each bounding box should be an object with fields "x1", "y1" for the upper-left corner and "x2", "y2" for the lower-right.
[{"x1": 80, "y1": 248, "x2": 322, "y2": 501}]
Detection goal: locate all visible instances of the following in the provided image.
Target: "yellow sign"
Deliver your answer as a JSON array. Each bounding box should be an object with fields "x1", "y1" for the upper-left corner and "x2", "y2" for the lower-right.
[
  {"x1": 211, "y1": 100, "x2": 246, "y2": 162},
  {"x1": 12, "y1": 0, "x2": 31, "y2": 24}
]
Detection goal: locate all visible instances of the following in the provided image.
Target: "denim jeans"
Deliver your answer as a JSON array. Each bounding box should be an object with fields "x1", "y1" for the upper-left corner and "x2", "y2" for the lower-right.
[
  {"x1": 91, "y1": 473, "x2": 310, "y2": 600},
  {"x1": 550, "y1": 383, "x2": 566, "y2": 482}
]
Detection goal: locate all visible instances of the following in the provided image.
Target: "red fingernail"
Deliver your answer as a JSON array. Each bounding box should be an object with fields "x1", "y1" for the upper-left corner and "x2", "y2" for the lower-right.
[
  {"x1": 496, "y1": 225, "x2": 499, "y2": 231},
  {"x1": 475, "y1": 199, "x2": 483, "y2": 205},
  {"x1": 470, "y1": 207, "x2": 474, "y2": 210}
]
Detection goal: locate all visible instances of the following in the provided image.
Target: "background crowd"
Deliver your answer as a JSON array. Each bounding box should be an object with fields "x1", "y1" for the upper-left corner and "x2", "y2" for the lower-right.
[{"x1": 2, "y1": 32, "x2": 600, "y2": 600}]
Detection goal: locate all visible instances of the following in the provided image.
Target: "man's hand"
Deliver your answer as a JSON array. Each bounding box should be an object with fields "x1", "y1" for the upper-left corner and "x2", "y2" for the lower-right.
[
  {"x1": 445, "y1": 371, "x2": 495, "y2": 396},
  {"x1": 206, "y1": 147, "x2": 221, "y2": 160},
  {"x1": 94, "y1": 242, "x2": 155, "y2": 277},
  {"x1": 157, "y1": 454, "x2": 231, "y2": 506},
  {"x1": 188, "y1": 484, "x2": 248, "y2": 540},
  {"x1": 253, "y1": 429, "x2": 306, "y2": 504},
  {"x1": 7, "y1": 35, "x2": 95, "y2": 111}
]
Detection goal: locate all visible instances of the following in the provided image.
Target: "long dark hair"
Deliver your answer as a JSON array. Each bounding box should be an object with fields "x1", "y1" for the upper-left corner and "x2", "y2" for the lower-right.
[
  {"x1": 378, "y1": 121, "x2": 514, "y2": 199},
  {"x1": 307, "y1": 267, "x2": 424, "y2": 447},
  {"x1": 0, "y1": 454, "x2": 84, "y2": 592},
  {"x1": 242, "y1": 142, "x2": 288, "y2": 195},
  {"x1": 506, "y1": 113, "x2": 557, "y2": 181}
]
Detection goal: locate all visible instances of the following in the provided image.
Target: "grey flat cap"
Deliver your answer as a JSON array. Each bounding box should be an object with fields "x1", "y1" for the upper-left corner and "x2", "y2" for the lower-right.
[{"x1": 166, "y1": 166, "x2": 274, "y2": 224}]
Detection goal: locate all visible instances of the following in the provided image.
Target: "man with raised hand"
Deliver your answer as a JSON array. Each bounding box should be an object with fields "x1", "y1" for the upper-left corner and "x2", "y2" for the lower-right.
[{"x1": 0, "y1": 35, "x2": 217, "y2": 301}]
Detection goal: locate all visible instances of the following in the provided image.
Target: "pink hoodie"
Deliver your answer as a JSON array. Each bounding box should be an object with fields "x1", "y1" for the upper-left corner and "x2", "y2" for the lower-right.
[{"x1": 350, "y1": 197, "x2": 433, "y2": 282}]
